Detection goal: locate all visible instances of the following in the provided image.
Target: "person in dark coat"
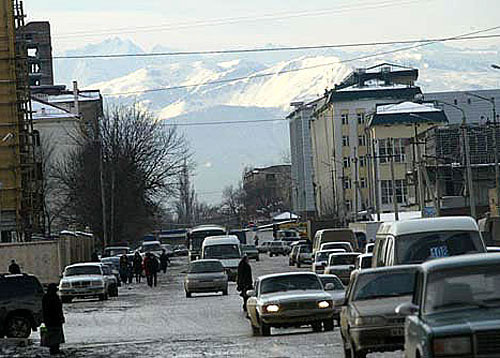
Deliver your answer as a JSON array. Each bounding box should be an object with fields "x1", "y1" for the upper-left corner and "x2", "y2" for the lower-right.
[
  {"x1": 144, "y1": 253, "x2": 158, "y2": 287},
  {"x1": 133, "y1": 252, "x2": 143, "y2": 283},
  {"x1": 42, "y1": 283, "x2": 65, "y2": 355},
  {"x1": 159, "y1": 249, "x2": 170, "y2": 274},
  {"x1": 8, "y1": 259, "x2": 21, "y2": 274},
  {"x1": 237, "y1": 255, "x2": 253, "y2": 312},
  {"x1": 119, "y1": 255, "x2": 129, "y2": 284}
]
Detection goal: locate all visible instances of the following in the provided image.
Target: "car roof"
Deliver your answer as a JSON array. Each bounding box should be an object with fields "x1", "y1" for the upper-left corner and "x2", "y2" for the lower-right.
[
  {"x1": 258, "y1": 271, "x2": 318, "y2": 281},
  {"x1": 377, "y1": 216, "x2": 478, "y2": 237},
  {"x1": 322, "y1": 241, "x2": 352, "y2": 245},
  {"x1": 66, "y1": 262, "x2": 103, "y2": 268},
  {"x1": 202, "y1": 235, "x2": 239, "y2": 245},
  {"x1": 142, "y1": 241, "x2": 161, "y2": 245},
  {"x1": 190, "y1": 259, "x2": 223, "y2": 265},
  {"x1": 420, "y1": 253, "x2": 500, "y2": 273},
  {"x1": 358, "y1": 253, "x2": 373, "y2": 259},
  {"x1": 329, "y1": 252, "x2": 359, "y2": 257},
  {"x1": 317, "y1": 249, "x2": 345, "y2": 254},
  {"x1": 318, "y1": 273, "x2": 342, "y2": 280},
  {"x1": 191, "y1": 225, "x2": 226, "y2": 233},
  {"x1": 105, "y1": 246, "x2": 129, "y2": 249},
  {"x1": 316, "y1": 228, "x2": 353, "y2": 234},
  {"x1": 354, "y1": 264, "x2": 420, "y2": 277}
]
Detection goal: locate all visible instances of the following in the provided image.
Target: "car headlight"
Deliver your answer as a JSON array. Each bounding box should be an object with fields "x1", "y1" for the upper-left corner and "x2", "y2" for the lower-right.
[
  {"x1": 264, "y1": 304, "x2": 280, "y2": 313},
  {"x1": 433, "y1": 336, "x2": 471, "y2": 356},
  {"x1": 91, "y1": 280, "x2": 104, "y2": 287},
  {"x1": 60, "y1": 282, "x2": 71, "y2": 288},
  {"x1": 318, "y1": 300, "x2": 331, "y2": 309},
  {"x1": 354, "y1": 316, "x2": 386, "y2": 326}
]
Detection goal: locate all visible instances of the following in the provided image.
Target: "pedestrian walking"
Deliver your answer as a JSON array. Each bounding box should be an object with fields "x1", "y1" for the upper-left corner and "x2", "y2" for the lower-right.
[
  {"x1": 8, "y1": 259, "x2": 21, "y2": 274},
  {"x1": 133, "y1": 252, "x2": 142, "y2": 283},
  {"x1": 237, "y1": 255, "x2": 253, "y2": 312},
  {"x1": 144, "y1": 253, "x2": 159, "y2": 287},
  {"x1": 159, "y1": 249, "x2": 170, "y2": 274},
  {"x1": 119, "y1": 255, "x2": 129, "y2": 284},
  {"x1": 42, "y1": 283, "x2": 65, "y2": 355}
]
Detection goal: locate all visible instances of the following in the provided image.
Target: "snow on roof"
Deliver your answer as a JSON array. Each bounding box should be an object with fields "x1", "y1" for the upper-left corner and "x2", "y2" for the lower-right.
[
  {"x1": 31, "y1": 99, "x2": 76, "y2": 120},
  {"x1": 376, "y1": 101, "x2": 441, "y2": 115},
  {"x1": 48, "y1": 92, "x2": 101, "y2": 103},
  {"x1": 273, "y1": 212, "x2": 299, "y2": 220},
  {"x1": 336, "y1": 83, "x2": 410, "y2": 92}
]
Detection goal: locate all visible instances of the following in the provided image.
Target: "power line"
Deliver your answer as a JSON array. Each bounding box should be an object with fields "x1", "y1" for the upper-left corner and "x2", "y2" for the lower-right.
[
  {"x1": 52, "y1": 0, "x2": 424, "y2": 40},
  {"x1": 160, "y1": 118, "x2": 285, "y2": 126},
  {"x1": 51, "y1": 34, "x2": 500, "y2": 60},
  {"x1": 102, "y1": 25, "x2": 500, "y2": 96}
]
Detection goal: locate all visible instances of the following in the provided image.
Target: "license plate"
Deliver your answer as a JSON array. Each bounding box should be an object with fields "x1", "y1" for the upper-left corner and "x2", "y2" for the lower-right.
[{"x1": 390, "y1": 327, "x2": 404, "y2": 336}]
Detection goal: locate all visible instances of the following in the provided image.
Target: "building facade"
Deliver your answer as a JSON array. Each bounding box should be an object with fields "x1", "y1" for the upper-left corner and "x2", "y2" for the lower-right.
[
  {"x1": 287, "y1": 98, "x2": 325, "y2": 219},
  {"x1": 310, "y1": 63, "x2": 421, "y2": 220}
]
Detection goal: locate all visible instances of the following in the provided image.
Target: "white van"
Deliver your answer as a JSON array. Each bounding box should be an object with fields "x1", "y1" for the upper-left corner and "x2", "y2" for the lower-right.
[
  {"x1": 373, "y1": 216, "x2": 486, "y2": 267},
  {"x1": 312, "y1": 229, "x2": 358, "y2": 254},
  {"x1": 201, "y1": 235, "x2": 242, "y2": 281}
]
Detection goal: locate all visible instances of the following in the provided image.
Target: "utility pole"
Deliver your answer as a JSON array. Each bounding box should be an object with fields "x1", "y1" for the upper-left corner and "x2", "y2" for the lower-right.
[
  {"x1": 389, "y1": 138, "x2": 399, "y2": 221},
  {"x1": 353, "y1": 147, "x2": 359, "y2": 222},
  {"x1": 414, "y1": 124, "x2": 426, "y2": 216},
  {"x1": 371, "y1": 138, "x2": 381, "y2": 221}
]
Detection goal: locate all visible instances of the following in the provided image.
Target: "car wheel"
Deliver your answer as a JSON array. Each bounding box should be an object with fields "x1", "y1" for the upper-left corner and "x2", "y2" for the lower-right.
[
  {"x1": 256, "y1": 256, "x2": 260, "y2": 262},
  {"x1": 186, "y1": 291, "x2": 192, "y2": 298},
  {"x1": 323, "y1": 319, "x2": 334, "y2": 331},
  {"x1": 259, "y1": 319, "x2": 271, "y2": 336},
  {"x1": 251, "y1": 324, "x2": 260, "y2": 336},
  {"x1": 312, "y1": 322, "x2": 322, "y2": 332},
  {"x1": 222, "y1": 288, "x2": 228, "y2": 296},
  {"x1": 6, "y1": 315, "x2": 31, "y2": 338}
]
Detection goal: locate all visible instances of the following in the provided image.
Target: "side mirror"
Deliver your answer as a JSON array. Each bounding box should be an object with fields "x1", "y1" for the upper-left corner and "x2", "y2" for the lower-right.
[
  {"x1": 396, "y1": 302, "x2": 418, "y2": 316},
  {"x1": 324, "y1": 283, "x2": 335, "y2": 291},
  {"x1": 246, "y1": 289, "x2": 256, "y2": 297}
]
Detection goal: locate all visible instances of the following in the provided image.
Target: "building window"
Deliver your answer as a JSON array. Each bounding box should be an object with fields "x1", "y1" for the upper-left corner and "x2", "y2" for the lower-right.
[
  {"x1": 454, "y1": 99, "x2": 458, "y2": 105},
  {"x1": 357, "y1": 112, "x2": 365, "y2": 124},
  {"x1": 358, "y1": 135, "x2": 366, "y2": 147},
  {"x1": 266, "y1": 173, "x2": 276, "y2": 181},
  {"x1": 343, "y1": 157, "x2": 350, "y2": 168},
  {"x1": 359, "y1": 156, "x2": 366, "y2": 167},
  {"x1": 360, "y1": 178, "x2": 367, "y2": 188},
  {"x1": 341, "y1": 113, "x2": 349, "y2": 125},
  {"x1": 378, "y1": 138, "x2": 406, "y2": 163},
  {"x1": 378, "y1": 139, "x2": 391, "y2": 164},
  {"x1": 343, "y1": 178, "x2": 351, "y2": 189},
  {"x1": 381, "y1": 179, "x2": 407, "y2": 204},
  {"x1": 342, "y1": 135, "x2": 350, "y2": 146},
  {"x1": 345, "y1": 200, "x2": 351, "y2": 212}
]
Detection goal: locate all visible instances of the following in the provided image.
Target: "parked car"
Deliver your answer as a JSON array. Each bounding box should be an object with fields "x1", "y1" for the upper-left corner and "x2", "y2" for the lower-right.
[
  {"x1": 174, "y1": 244, "x2": 189, "y2": 256},
  {"x1": 59, "y1": 263, "x2": 113, "y2": 302},
  {"x1": 320, "y1": 241, "x2": 352, "y2": 253},
  {"x1": 184, "y1": 259, "x2": 228, "y2": 298},
  {"x1": 101, "y1": 264, "x2": 119, "y2": 297},
  {"x1": 340, "y1": 265, "x2": 418, "y2": 358},
  {"x1": 268, "y1": 241, "x2": 289, "y2": 256},
  {"x1": 396, "y1": 253, "x2": 500, "y2": 358},
  {"x1": 318, "y1": 274, "x2": 345, "y2": 324},
  {"x1": 102, "y1": 246, "x2": 131, "y2": 258},
  {"x1": 257, "y1": 241, "x2": 271, "y2": 254},
  {"x1": 324, "y1": 252, "x2": 360, "y2": 284},
  {"x1": 246, "y1": 272, "x2": 335, "y2": 336},
  {"x1": 312, "y1": 249, "x2": 346, "y2": 274},
  {"x1": 296, "y1": 245, "x2": 313, "y2": 268},
  {"x1": 101, "y1": 256, "x2": 122, "y2": 286},
  {"x1": 364, "y1": 243, "x2": 375, "y2": 254},
  {"x1": 0, "y1": 273, "x2": 44, "y2": 338},
  {"x1": 138, "y1": 241, "x2": 163, "y2": 256},
  {"x1": 241, "y1": 244, "x2": 260, "y2": 261},
  {"x1": 373, "y1": 216, "x2": 486, "y2": 267},
  {"x1": 354, "y1": 253, "x2": 373, "y2": 271}
]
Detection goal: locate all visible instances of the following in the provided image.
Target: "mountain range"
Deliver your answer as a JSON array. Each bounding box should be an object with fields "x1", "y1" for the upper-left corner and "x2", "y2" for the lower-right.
[{"x1": 53, "y1": 38, "x2": 500, "y2": 203}]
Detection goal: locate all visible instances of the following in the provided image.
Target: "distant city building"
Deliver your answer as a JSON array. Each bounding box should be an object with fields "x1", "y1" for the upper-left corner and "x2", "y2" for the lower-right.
[
  {"x1": 310, "y1": 63, "x2": 421, "y2": 220},
  {"x1": 287, "y1": 98, "x2": 326, "y2": 219},
  {"x1": 243, "y1": 165, "x2": 292, "y2": 220}
]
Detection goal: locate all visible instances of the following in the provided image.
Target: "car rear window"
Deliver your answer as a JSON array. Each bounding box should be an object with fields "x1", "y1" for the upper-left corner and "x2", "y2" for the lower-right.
[
  {"x1": 0, "y1": 276, "x2": 43, "y2": 298},
  {"x1": 189, "y1": 261, "x2": 224, "y2": 273},
  {"x1": 396, "y1": 231, "x2": 484, "y2": 264},
  {"x1": 65, "y1": 266, "x2": 102, "y2": 276},
  {"x1": 329, "y1": 254, "x2": 358, "y2": 265},
  {"x1": 353, "y1": 271, "x2": 416, "y2": 301}
]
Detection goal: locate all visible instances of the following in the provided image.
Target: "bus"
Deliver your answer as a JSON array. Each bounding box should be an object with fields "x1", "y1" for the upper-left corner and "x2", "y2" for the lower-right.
[{"x1": 187, "y1": 225, "x2": 227, "y2": 261}]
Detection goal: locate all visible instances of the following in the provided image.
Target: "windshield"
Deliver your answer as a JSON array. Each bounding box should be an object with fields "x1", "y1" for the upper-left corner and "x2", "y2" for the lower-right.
[
  {"x1": 242, "y1": 245, "x2": 256, "y2": 250},
  {"x1": 322, "y1": 243, "x2": 351, "y2": 251},
  {"x1": 299, "y1": 246, "x2": 311, "y2": 253},
  {"x1": 260, "y1": 274, "x2": 322, "y2": 294},
  {"x1": 353, "y1": 270, "x2": 416, "y2": 301},
  {"x1": 396, "y1": 231, "x2": 484, "y2": 264},
  {"x1": 104, "y1": 248, "x2": 129, "y2": 256},
  {"x1": 360, "y1": 256, "x2": 372, "y2": 268},
  {"x1": 424, "y1": 266, "x2": 500, "y2": 314},
  {"x1": 204, "y1": 244, "x2": 241, "y2": 259},
  {"x1": 316, "y1": 250, "x2": 340, "y2": 262},
  {"x1": 189, "y1": 261, "x2": 224, "y2": 273},
  {"x1": 190, "y1": 230, "x2": 226, "y2": 250},
  {"x1": 65, "y1": 266, "x2": 102, "y2": 276},
  {"x1": 320, "y1": 276, "x2": 345, "y2": 290},
  {"x1": 329, "y1": 254, "x2": 358, "y2": 266}
]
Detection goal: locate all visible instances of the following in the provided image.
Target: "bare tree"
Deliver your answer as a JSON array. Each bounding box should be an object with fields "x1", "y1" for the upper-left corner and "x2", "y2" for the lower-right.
[
  {"x1": 220, "y1": 183, "x2": 246, "y2": 226},
  {"x1": 53, "y1": 105, "x2": 190, "y2": 244}
]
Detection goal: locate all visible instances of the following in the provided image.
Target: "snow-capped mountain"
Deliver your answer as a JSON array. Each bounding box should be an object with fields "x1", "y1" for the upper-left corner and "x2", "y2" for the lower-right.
[{"x1": 53, "y1": 38, "x2": 499, "y2": 203}]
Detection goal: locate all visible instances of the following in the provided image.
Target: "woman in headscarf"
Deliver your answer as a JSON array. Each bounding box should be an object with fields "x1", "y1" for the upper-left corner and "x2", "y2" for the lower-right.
[{"x1": 42, "y1": 283, "x2": 65, "y2": 355}]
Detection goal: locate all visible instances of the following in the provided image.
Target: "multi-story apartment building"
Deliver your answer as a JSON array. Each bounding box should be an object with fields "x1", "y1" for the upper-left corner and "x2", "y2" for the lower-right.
[
  {"x1": 367, "y1": 102, "x2": 448, "y2": 217},
  {"x1": 310, "y1": 63, "x2": 421, "y2": 220},
  {"x1": 287, "y1": 98, "x2": 326, "y2": 219}
]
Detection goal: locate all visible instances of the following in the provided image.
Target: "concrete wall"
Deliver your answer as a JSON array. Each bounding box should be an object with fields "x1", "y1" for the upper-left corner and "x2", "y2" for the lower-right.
[{"x1": 0, "y1": 234, "x2": 95, "y2": 284}]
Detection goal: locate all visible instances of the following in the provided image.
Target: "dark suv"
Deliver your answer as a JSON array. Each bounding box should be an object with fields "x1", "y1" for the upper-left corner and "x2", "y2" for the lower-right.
[{"x1": 0, "y1": 273, "x2": 44, "y2": 338}]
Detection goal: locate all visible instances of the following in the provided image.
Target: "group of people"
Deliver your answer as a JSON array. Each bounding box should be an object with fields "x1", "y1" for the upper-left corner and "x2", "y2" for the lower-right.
[{"x1": 118, "y1": 250, "x2": 170, "y2": 288}]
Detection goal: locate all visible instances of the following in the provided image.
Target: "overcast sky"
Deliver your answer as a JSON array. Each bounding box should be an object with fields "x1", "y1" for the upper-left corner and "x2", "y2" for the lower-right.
[{"x1": 26, "y1": 0, "x2": 500, "y2": 52}]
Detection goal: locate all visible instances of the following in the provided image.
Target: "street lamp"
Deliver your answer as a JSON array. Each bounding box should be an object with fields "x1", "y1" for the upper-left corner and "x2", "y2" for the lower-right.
[
  {"x1": 465, "y1": 91, "x2": 499, "y2": 214},
  {"x1": 433, "y1": 100, "x2": 476, "y2": 218}
]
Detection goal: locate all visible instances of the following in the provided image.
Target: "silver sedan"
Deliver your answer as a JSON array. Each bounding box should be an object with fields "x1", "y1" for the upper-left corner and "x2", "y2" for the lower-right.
[{"x1": 184, "y1": 259, "x2": 228, "y2": 298}]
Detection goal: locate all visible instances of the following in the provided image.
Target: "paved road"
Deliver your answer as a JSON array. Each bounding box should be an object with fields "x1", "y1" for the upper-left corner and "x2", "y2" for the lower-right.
[{"x1": 4, "y1": 254, "x2": 404, "y2": 357}]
